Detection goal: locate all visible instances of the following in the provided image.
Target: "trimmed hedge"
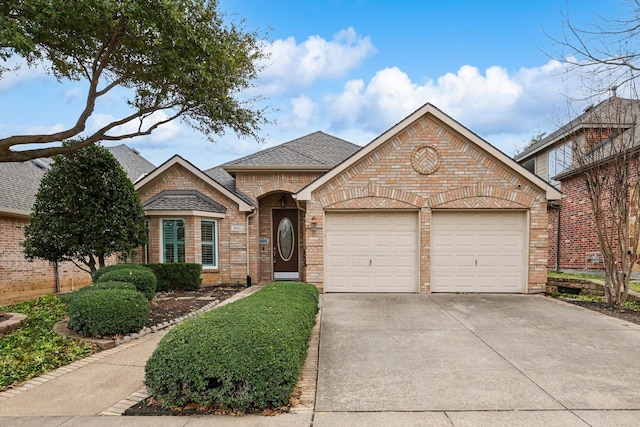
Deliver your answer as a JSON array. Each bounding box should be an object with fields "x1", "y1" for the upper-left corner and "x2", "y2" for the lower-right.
[
  {"x1": 92, "y1": 263, "x2": 151, "y2": 283},
  {"x1": 58, "y1": 281, "x2": 136, "y2": 305},
  {"x1": 146, "y1": 263, "x2": 202, "y2": 291},
  {"x1": 145, "y1": 282, "x2": 319, "y2": 410},
  {"x1": 96, "y1": 267, "x2": 157, "y2": 300},
  {"x1": 67, "y1": 289, "x2": 150, "y2": 337}
]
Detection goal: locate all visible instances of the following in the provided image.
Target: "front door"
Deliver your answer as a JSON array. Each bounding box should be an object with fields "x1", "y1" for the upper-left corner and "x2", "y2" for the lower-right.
[{"x1": 272, "y1": 208, "x2": 299, "y2": 280}]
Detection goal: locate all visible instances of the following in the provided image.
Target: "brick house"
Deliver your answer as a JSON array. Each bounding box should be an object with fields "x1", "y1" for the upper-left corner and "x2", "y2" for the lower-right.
[
  {"x1": 3, "y1": 103, "x2": 562, "y2": 302},
  {"x1": 0, "y1": 145, "x2": 156, "y2": 304},
  {"x1": 137, "y1": 104, "x2": 560, "y2": 293},
  {"x1": 134, "y1": 131, "x2": 361, "y2": 286},
  {"x1": 515, "y1": 96, "x2": 640, "y2": 271}
]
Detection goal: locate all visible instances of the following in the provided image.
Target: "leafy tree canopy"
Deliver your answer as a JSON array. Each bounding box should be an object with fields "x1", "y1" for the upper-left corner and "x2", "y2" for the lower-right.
[
  {"x1": 0, "y1": 0, "x2": 266, "y2": 162},
  {"x1": 23, "y1": 144, "x2": 147, "y2": 273}
]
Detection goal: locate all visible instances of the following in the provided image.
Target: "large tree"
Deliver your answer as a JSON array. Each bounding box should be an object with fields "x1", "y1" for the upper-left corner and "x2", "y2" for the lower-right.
[
  {"x1": 0, "y1": 0, "x2": 266, "y2": 162},
  {"x1": 23, "y1": 144, "x2": 147, "y2": 273}
]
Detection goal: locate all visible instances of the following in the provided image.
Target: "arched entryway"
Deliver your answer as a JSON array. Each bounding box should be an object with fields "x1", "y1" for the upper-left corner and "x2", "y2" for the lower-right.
[{"x1": 256, "y1": 192, "x2": 304, "y2": 282}]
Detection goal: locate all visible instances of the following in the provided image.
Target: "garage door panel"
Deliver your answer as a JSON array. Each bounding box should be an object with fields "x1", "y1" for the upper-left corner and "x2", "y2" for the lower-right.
[
  {"x1": 325, "y1": 212, "x2": 418, "y2": 293},
  {"x1": 431, "y1": 211, "x2": 526, "y2": 293}
]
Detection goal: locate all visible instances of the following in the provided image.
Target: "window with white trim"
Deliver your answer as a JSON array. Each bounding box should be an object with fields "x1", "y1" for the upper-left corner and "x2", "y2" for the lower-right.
[
  {"x1": 163, "y1": 219, "x2": 185, "y2": 263},
  {"x1": 201, "y1": 220, "x2": 218, "y2": 268}
]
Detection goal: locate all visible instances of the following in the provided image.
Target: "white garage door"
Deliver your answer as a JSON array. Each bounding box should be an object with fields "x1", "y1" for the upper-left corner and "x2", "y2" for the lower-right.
[
  {"x1": 431, "y1": 211, "x2": 527, "y2": 293},
  {"x1": 325, "y1": 211, "x2": 418, "y2": 293}
]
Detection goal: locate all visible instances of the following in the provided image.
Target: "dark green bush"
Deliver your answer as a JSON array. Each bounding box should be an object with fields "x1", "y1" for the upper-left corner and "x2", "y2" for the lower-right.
[
  {"x1": 96, "y1": 267, "x2": 157, "y2": 300},
  {"x1": 58, "y1": 281, "x2": 136, "y2": 305},
  {"x1": 67, "y1": 289, "x2": 150, "y2": 337},
  {"x1": 92, "y1": 263, "x2": 150, "y2": 283},
  {"x1": 146, "y1": 263, "x2": 202, "y2": 291},
  {"x1": 145, "y1": 282, "x2": 319, "y2": 410},
  {"x1": 93, "y1": 281, "x2": 137, "y2": 292}
]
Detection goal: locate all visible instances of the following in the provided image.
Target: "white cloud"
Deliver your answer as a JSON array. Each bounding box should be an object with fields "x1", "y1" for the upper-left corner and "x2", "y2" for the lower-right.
[
  {"x1": 320, "y1": 59, "x2": 586, "y2": 154},
  {"x1": 0, "y1": 56, "x2": 48, "y2": 92},
  {"x1": 63, "y1": 88, "x2": 83, "y2": 104},
  {"x1": 279, "y1": 95, "x2": 319, "y2": 130},
  {"x1": 256, "y1": 27, "x2": 376, "y2": 95}
]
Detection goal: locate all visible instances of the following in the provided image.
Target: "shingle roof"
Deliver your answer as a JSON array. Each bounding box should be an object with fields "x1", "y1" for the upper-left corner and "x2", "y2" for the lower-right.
[
  {"x1": 202, "y1": 166, "x2": 255, "y2": 206},
  {"x1": 106, "y1": 144, "x2": 156, "y2": 183},
  {"x1": 515, "y1": 96, "x2": 640, "y2": 162},
  {"x1": 222, "y1": 131, "x2": 361, "y2": 170},
  {"x1": 0, "y1": 144, "x2": 156, "y2": 215},
  {"x1": 142, "y1": 190, "x2": 226, "y2": 213},
  {"x1": 0, "y1": 160, "x2": 49, "y2": 214}
]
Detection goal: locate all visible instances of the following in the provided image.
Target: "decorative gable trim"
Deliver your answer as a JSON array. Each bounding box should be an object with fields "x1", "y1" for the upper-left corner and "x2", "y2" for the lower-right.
[
  {"x1": 134, "y1": 155, "x2": 255, "y2": 212},
  {"x1": 295, "y1": 103, "x2": 562, "y2": 201}
]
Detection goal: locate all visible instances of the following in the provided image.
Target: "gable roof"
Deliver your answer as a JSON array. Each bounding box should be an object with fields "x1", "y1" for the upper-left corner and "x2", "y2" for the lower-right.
[
  {"x1": 142, "y1": 190, "x2": 227, "y2": 215},
  {"x1": 134, "y1": 155, "x2": 255, "y2": 212},
  {"x1": 0, "y1": 144, "x2": 155, "y2": 217},
  {"x1": 514, "y1": 96, "x2": 640, "y2": 162},
  {"x1": 296, "y1": 103, "x2": 562, "y2": 201},
  {"x1": 222, "y1": 131, "x2": 361, "y2": 172}
]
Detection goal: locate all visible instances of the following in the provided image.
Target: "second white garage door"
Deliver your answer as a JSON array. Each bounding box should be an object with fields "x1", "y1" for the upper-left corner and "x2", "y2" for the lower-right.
[
  {"x1": 325, "y1": 211, "x2": 418, "y2": 293},
  {"x1": 431, "y1": 211, "x2": 527, "y2": 293}
]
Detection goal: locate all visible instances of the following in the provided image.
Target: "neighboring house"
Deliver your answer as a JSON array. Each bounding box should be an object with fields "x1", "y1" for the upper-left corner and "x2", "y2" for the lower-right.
[
  {"x1": 136, "y1": 105, "x2": 560, "y2": 293},
  {"x1": 0, "y1": 145, "x2": 155, "y2": 304},
  {"x1": 515, "y1": 96, "x2": 640, "y2": 271}
]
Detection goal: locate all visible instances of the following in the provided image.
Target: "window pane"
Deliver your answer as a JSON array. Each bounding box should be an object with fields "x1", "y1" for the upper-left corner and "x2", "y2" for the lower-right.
[
  {"x1": 163, "y1": 219, "x2": 185, "y2": 263},
  {"x1": 201, "y1": 221, "x2": 216, "y2": 267},
  {"x1": 201, "y1": 222, "x2": 213, "y2": 242},
  {"x1": 202, "y1": 245, "x2": 213, "y2": 265},
  {"x1": 165, "y1": 243, "x2": 175, "y2": 263}
]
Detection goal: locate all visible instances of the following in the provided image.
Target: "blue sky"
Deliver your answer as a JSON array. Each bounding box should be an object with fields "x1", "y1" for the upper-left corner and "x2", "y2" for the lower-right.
[{"x1": 0, "y1": 0, "x2": 632, "y2": 169}]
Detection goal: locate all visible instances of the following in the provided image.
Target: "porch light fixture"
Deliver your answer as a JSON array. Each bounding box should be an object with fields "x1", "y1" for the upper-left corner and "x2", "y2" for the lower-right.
[
  {"x1": 311, "y1": 216, "x2": 318, "y2": 231},
  {"x1": 280, "y1": 195, "x2": 287, "y2": 209}
]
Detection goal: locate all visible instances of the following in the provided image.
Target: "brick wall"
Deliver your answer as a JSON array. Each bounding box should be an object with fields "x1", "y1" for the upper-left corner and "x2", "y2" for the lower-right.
[
  {"x1": 137, "y1": 163, "x2": 249, "y2": 285},
  {"x1": 0, "y1": 215, "x2": 94, "y2": 305},
  {"x1": 305, "y1": 114, "x2": 549, "y2": 293}
]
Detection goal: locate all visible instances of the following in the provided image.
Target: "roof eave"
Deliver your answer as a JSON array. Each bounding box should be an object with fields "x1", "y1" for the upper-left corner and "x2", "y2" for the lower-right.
[
  {"x1": 0, "y1": 208, "x2": 31, "y2": 218},
  {"x1": 143, "y1": 210, "x2": 226, "y2": 218},
  {"x1": 222, "y1": 165, "x2": 333, "y2": 173}
]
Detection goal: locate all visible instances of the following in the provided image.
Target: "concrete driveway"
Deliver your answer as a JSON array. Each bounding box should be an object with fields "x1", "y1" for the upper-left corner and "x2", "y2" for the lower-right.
[{"x1": 315, "y1": 294, "x2": 640, "y2": 426}]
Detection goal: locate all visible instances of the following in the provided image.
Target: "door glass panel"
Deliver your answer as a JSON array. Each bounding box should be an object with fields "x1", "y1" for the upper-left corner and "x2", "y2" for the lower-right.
[{"x1": 277, "y1": 217, "x2": 295, "y2": 262}]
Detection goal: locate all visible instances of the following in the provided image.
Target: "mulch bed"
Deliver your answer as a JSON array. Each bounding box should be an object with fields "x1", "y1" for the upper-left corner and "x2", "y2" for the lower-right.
[
  {"x1": 146, "y1": 284, "x2": 248, "y2": 327},
  {"x1": 559, "y1": 298, "x2": 640, "y2": 325}
]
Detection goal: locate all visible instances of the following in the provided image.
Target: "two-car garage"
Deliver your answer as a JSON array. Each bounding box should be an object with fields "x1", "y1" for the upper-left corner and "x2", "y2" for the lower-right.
[{"x1": 324, "y1": 210, "x2": 527, "y2": 294}]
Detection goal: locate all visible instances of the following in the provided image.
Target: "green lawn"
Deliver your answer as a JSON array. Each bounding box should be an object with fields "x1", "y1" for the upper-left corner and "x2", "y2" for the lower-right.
[{"x1": 0, "y1": 295, "x2": 94, "y2": 390}]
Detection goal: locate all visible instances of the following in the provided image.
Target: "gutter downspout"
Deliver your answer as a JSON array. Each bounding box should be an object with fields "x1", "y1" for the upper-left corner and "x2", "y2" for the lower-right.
[
  {"x1": 246, "y1": 207, "x2": 258, "y2": 286},
  {"x1": 549, "y1": 202, "x2": 561, "y2": 272}
]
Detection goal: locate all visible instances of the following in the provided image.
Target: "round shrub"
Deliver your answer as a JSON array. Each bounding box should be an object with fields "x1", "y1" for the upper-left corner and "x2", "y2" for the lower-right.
[
  {"x1": 67, "y1": 289, "x2": 150, "y2": 337},
  {"x1": 93, "y1": 281, "x2": 137, "y2": 292},
  {"x1": 97, "y1": 267, "x2": 157, "y2": 300},
  {"x1": 92, "y1": 263, "x2": 152, "y2": 283},
  {"x1": 59, "y1": 281, "x2": 135, "y2": 305}
]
